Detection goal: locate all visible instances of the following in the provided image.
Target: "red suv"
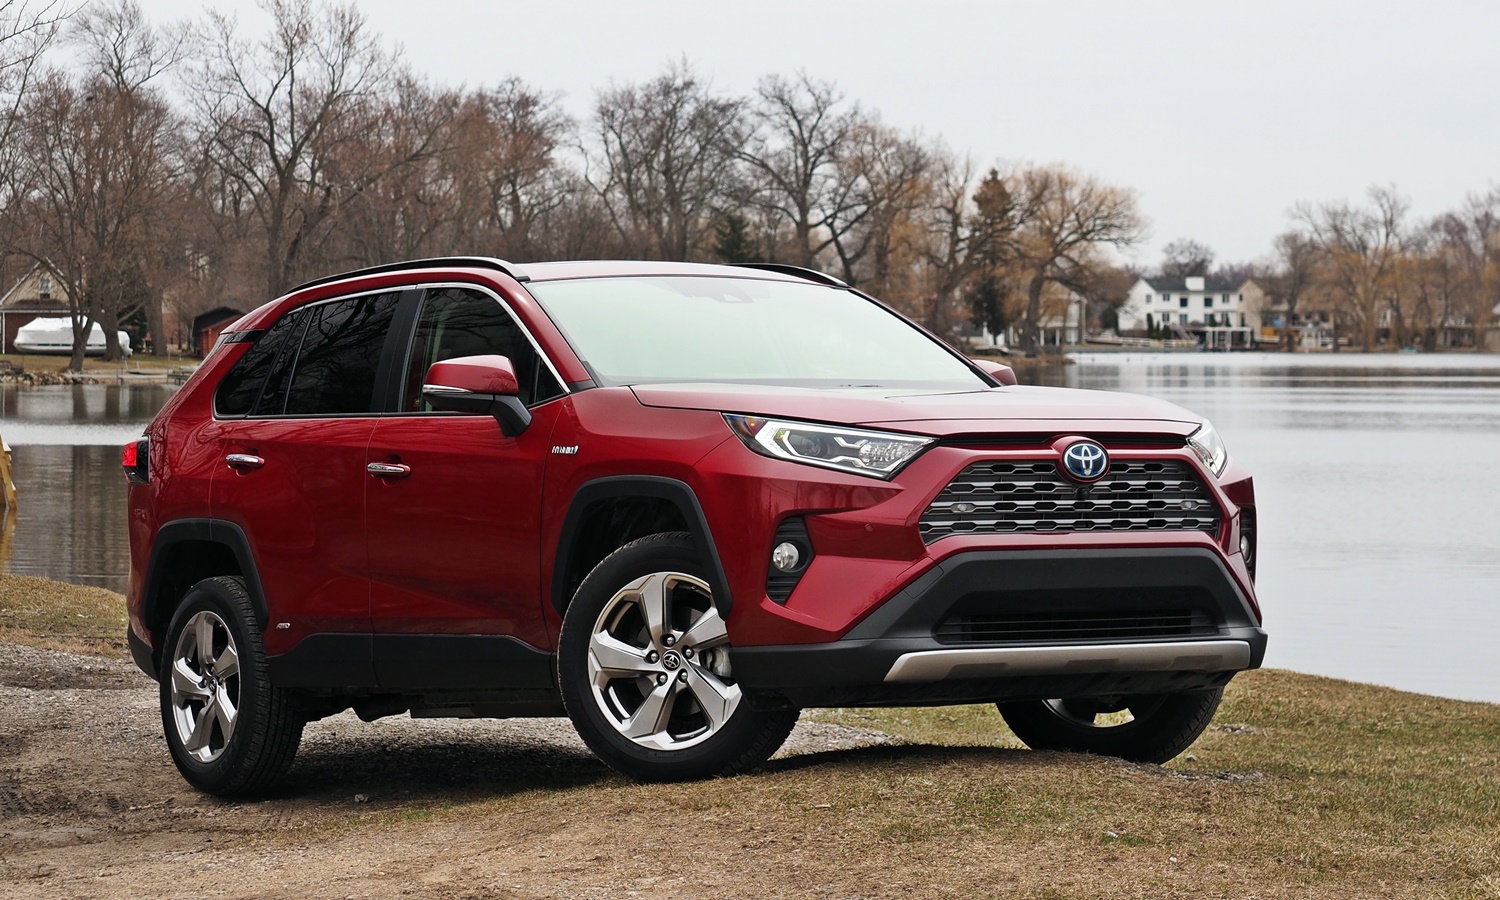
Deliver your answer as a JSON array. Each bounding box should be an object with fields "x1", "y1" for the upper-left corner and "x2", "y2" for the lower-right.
[{"x1": 124, "y1": 258, "x2": 1265, "y2": 794}]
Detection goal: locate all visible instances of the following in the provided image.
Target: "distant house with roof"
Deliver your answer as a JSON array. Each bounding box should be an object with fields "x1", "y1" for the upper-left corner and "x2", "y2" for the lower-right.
[
  {"x1": 192, "y1": 306, "x2": 245, "y2": 356},
  {"x1": 0, "y1": 262, "x2": 71, "y2": 353},
  {"x1": 1115, "y1": 275, "x2": 1267, "y2": 349}
]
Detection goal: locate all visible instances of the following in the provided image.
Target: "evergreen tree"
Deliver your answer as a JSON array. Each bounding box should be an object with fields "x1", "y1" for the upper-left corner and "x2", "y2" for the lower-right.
[
  {"x1": 967, "y1": 275, "x2": 1008, "y2": 337},
  {"x1": 712, "y1": 213, "x2": 761, "y2": 263}
]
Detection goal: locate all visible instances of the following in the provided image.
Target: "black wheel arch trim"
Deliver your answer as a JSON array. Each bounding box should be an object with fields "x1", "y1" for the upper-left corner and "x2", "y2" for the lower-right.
[
  {"x1": 142, "y1": 517, "x2": 270, "y2": 641},
  {"x1": 551, "y1": 475, "x2": 732, "y2": 616}
]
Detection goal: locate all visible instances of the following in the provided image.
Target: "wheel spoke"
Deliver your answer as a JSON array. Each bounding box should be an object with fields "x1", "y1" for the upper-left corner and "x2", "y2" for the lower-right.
[
  {"x1": 195, "y1": 615, "x2": 215, "y2": 668},
  {"x1": 185, "y1": 698, "x2": 215, "y2": 752},
  {"x1": 622, "y1": 678, "x2": 677, "y2": 739},
  {"x1": 684, "y1": 664, "x2": 741, "y2": 729},
  {"x1": 213, "y1": 692, "x2": 237, "y2": 742},
  {"x1": 635, "y1": 573, "x2": 671, "y2": 646},
  {"x1": 171, "y1": 659, "x2": 209, "y2": 700},
  {"x1": 590, "y1": 632, "x2": 655, "y2": 677},
  {"x1": 680, "y1": 605, "x2": 728, "y2": 650},
  {"x1": 213, "y1": 643, "x2": 239, "y2": 680}
]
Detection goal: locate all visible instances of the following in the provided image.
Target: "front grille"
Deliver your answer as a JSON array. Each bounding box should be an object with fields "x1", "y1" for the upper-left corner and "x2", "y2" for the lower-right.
[
  {"x1": 935, "y1": 609, "x2": 1218, "y2": 645},
  {"x1": 919, "y1": 459, "x2": 1220, "y2": 542}
]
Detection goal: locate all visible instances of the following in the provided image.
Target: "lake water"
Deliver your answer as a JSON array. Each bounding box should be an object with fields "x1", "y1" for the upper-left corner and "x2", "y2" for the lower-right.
[{"x1": 3, "y1": 356, "x2": 1498, "y2": 703}]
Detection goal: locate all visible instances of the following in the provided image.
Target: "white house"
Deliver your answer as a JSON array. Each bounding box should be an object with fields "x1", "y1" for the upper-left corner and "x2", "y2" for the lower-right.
[{"x1": 1116, "y1": 276, "x2": 1265, "y2": 349}]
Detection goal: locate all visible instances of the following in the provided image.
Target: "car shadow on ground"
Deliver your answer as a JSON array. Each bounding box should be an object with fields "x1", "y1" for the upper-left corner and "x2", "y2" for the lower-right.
[{"x1": 268, "y1": 732, "x2": 1056, "y2": 806}]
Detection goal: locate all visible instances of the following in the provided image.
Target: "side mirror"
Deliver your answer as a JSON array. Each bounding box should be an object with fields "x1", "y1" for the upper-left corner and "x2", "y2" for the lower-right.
[
  {"x1": 422, "y1": 354, "x2": 531, "y2": 436},
  {"x1": 972, "y1": 359, "x2": 1018, "y2": 386}
]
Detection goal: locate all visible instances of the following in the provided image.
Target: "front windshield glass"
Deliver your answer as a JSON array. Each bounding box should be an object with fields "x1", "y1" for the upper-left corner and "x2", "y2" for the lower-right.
[{"x1": 529, "y1": 276, "x2": 984, "y2": 389}]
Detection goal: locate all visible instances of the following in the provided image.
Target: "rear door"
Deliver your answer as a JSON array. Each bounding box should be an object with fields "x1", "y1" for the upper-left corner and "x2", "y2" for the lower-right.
[
  {"x1": 209, "y1": 290, "x2": 404, "y2": 683},
  {"x1": 365, "y1": 285, "x2": 566, "y2": 691}
]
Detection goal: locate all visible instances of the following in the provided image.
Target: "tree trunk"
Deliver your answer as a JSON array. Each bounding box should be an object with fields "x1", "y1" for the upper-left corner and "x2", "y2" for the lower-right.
[
  {"x1": 102, "y1": 306, "x2": 122, "y2": 362},
  {"x1": 148, "y1": 292, "x2": 166, "y2": 357},
  {"x1": 1021, "y1": 271, "x2": 1046, "y2": 355},
  {"x1": 68, "y1": 315, "x2": 92, "y2": 373}
]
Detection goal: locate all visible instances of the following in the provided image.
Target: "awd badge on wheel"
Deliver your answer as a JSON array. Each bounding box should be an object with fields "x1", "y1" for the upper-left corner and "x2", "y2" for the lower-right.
[{"x1": 1060, "y1": 439, "x2": 1109, "y2": 482}]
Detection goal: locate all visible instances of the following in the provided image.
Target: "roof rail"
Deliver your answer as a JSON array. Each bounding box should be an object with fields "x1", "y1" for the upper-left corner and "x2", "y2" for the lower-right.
[
  {"x1": 729, "y1": 262, "x2": 847, "y2": 288},
  {"x1": 287, "y1": 256, "x2": 528, "y2": 295}
]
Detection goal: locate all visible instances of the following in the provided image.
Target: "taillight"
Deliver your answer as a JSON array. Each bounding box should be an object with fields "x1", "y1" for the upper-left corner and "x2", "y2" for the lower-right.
[{"x1": 123, "y1": 436, "x2": 149, "y2": 484}]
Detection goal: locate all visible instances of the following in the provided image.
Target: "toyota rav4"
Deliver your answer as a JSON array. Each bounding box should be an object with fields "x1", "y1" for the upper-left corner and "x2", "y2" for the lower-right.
[{"x1": 124, "y1": 258, "x2": 1265, "y2": 794}]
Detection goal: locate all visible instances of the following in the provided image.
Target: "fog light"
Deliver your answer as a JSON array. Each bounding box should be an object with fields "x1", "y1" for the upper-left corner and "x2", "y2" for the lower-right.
[
  {"x1": 1240, "y1": 533, "x2": 1252, "y2": 560},
  {"x1": 771, "y1": 541, "x2": 801, "y2": 572}
]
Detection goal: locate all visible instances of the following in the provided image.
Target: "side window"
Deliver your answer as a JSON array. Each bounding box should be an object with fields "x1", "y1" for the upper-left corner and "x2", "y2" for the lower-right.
[
  {"x1": 251, "y1": 310, "x2": 307, "y2": 416},
  {"x1": 283, "y1": 292, "x2": 400, "y2": 416},
  {"x1": 214, "y1": 309, "x2": 306, "y2": 417},
  {"x1": 402, "y1": 287, "x2": 564, "y2": 411}
]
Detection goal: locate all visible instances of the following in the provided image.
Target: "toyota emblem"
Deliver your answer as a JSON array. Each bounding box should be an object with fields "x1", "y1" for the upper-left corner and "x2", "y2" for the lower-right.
[{"x1": 1060, "y1": 440, "x2": 1109, "y2": 482}]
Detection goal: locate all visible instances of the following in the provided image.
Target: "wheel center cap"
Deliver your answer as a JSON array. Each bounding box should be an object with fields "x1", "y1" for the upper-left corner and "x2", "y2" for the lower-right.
[{"x1": 662, "y1": 650, "x2": 682, "y2": 670}]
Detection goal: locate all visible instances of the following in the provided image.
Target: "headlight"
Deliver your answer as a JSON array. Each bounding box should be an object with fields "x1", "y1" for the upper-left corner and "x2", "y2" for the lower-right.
[
  {"x1": 725, "y1": 415, "x2": 933, "y2": 479},
  {"x1": 1187, "y1": 420, "x2": 1228, "y2": 476}
]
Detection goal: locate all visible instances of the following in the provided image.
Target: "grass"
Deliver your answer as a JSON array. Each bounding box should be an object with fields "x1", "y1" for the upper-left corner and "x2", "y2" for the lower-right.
[
  {"x1": 0, "y1": 573, "x2": 130, "y2": 656},
  {"x1": 4, "y1": 572, "x2": 1498, "y2": 897}
]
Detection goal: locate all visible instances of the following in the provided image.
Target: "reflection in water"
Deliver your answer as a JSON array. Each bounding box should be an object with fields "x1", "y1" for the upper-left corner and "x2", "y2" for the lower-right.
[
  {"x1": 4, "y1": 445, "x2": 134, "y2": 592},
  {"x1": 1, "y1": 384, "x2": 174, "y2": 592},
  {"x1": 0, "y1": 383, "x2": 178, "y2": 446}
]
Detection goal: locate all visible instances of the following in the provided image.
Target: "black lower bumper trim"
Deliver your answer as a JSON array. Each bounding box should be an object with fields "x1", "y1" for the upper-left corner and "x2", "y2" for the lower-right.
[{"x1": 731, "y1": 547, "x2": 1267, "y2": 708}]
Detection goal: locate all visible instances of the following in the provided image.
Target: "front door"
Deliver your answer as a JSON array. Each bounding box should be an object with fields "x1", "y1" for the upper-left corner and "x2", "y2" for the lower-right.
[{"x1": 365, "y1": 286, "x2": 566, "y2": 691}]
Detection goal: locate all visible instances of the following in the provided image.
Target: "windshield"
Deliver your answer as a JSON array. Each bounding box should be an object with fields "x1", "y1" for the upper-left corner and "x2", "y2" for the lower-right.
[{"x1": 528, "y1": 276, "x2": 985, "y2": 389}]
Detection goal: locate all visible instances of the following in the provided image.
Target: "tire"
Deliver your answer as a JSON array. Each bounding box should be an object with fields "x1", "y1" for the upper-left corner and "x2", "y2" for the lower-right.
[
  {"x1": 996, "y1": 689, "x2": 1223, "y2": 764},
  {"x1": 159, "y1": 576, "x2": 303, "y2": 796},
  {"x1": 558, "y1": 532, "x2": 798, "y2": 782}
]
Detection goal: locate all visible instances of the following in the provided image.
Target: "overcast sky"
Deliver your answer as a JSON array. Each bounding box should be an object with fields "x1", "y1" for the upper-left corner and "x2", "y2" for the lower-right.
[{"x1": 145, "y1": 0, "x2": 1499, "y2": 269}]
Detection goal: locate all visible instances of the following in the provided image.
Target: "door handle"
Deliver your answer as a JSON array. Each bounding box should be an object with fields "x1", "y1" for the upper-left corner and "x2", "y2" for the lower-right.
[
  {"x1": 225, "y1": 453, "x2": 264, "y2": 470},
  {"x1": 367, "y1": 462, "x2": 412, "y2": 478}
]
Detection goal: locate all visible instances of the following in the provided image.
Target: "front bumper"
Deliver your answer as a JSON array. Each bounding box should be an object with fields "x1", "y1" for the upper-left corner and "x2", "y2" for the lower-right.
[{"x1": 730, "y1": 547, "x2": 1267, "y2": 708}]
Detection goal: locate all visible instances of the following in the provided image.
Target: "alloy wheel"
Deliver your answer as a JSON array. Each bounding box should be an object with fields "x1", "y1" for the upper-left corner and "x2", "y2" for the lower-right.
[
  {"x1": 586, "y1": 571, "x2": 742, "y2": 751},
  {"x1": 168, "y1": 610, "x2": 241, "y2": 763}
]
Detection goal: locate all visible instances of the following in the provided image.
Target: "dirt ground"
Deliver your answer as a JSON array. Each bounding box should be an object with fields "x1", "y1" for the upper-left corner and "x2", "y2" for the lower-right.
[
  {"x1": 4, "y1": 639, "x2": 1498, "y2": 899},
  {"x1": 1, "y1": 641, "x2": 906, "y2": 899}
]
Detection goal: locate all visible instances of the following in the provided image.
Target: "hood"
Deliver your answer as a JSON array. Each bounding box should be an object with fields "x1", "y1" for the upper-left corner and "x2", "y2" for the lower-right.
[{"x1": 628, "y1": 383, "x2": 1203, "y2": 437}]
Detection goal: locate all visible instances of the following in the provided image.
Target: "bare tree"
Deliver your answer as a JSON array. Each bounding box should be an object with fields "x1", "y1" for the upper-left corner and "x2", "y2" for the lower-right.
[
  {"x1": 186, "y1": 0, "x2": 436, "y2": 296},
  {"x1": 587, "y1": 61, "x2": 742, "y2": 261},
  {"x1": 1159, "y1": 237, "x2": 1214, "y2": 278},
  {"x1": 910, "y1": 156, "x2": 1033, "y2": 337},
  {"x1": 67, "y1": 0, "x2": 182, "y2": 91},
  {"x1": 457, "y1": 79, "x2": 574, "y2": 259},
  {"x1": 1296, "y1": 185, "x2": 1408, "y2": 351},
  {"x1": 0, "y1": 0, "x2": 67, "y2": 123},
  {"x1": 737, "y1": 73, "x2": 866, "y2": 269},
  {"x1": 0, "y1": 1, "x2": 69, "y2": 260},
  {"x1": 827, "y1": 121, "x2": 931, "y2": 292},
  {"x1": 1435, "y1": 188, "x2": 1500, "y2": 350},
  {"x1": 13, "y1": 67, "x2": 180, "y2": 367},
  {"x1": 1264, "y1": 230, "x2": 1319, "y2": 351},
  {"x1": 1005, "y1": 164, "x2": 1145, "y2": 354}
]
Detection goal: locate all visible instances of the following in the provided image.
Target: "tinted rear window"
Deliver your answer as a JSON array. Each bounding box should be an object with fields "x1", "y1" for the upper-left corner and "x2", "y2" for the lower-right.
[
  {"x1": 283, "y1": 293, "x2": 399, "y2": 416},
  {"x1": 214, "y1": 311, "x2": 306, "y2": 417}
]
